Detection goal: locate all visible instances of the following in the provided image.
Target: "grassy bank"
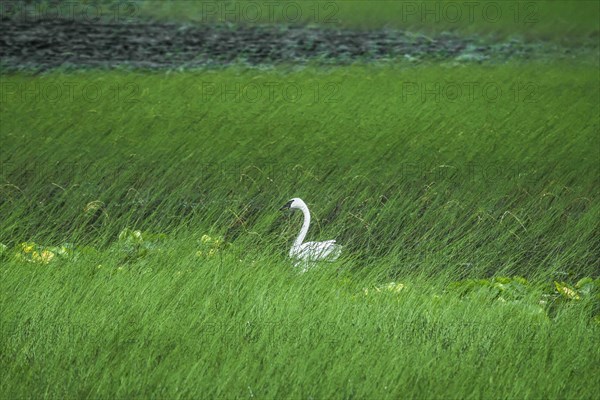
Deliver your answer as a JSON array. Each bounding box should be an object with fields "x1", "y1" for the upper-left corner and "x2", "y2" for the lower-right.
[
  {"x1": 1, "y1": 62, "x2": 599, "y2": 398},
  {"x1": 1, "y1": 63, "x2": 598, "y2": 276}
]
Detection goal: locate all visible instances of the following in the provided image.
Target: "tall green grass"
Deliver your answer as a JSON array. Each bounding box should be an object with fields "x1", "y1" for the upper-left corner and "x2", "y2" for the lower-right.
[
  {"x1": 1, "y1": 63, "x2": 598, "y2": 276},
  {"x1": 1, "y1": 62, "x2": 599, "y2": 398},
  {"x1": 2, "y1": 250, "x2": 598, "y2": 398}
]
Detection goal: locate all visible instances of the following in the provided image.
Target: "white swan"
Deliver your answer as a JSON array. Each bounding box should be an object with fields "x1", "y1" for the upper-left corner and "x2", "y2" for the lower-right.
[{"x1": 280, "y1": 198, "x2": 342, "y2": 272}]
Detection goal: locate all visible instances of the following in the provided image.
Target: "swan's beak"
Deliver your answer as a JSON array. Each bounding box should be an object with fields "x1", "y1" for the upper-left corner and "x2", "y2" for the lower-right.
[{"x1": 279, "y1": 200, "x2": 293, "y2": 211}]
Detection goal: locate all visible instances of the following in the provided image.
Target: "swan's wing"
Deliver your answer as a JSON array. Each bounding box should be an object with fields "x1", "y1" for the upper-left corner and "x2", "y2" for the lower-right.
[{"x1": 298, "y1": 240, "x2": 342, "y2": 261}]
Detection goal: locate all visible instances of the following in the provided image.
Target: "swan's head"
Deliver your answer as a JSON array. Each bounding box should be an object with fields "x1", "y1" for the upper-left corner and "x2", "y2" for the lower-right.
[{"x1": 279, "y1": 197, "x2": 305, "y2": 211}]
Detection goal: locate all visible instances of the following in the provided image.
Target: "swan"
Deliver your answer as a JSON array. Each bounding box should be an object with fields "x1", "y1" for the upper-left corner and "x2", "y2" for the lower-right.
[{"x1": 280, "y1": 198, "x2": 342, "y2": 272}]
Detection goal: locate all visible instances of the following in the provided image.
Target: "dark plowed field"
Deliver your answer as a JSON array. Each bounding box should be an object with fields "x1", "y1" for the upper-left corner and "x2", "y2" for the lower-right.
[{"x1": 1, "y1": 18, "x2": 595, "y2": 70}]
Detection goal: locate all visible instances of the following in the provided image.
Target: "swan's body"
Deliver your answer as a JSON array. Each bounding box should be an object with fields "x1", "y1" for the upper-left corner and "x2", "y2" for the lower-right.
[{"x1": 280, "y1": 198, "x2": 342, "y2": 272}]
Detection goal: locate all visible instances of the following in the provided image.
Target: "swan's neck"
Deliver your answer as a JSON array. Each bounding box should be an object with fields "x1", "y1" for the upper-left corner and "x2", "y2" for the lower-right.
[{"x1": 293, "y1": 204, "x2": 311, "y2": 249}]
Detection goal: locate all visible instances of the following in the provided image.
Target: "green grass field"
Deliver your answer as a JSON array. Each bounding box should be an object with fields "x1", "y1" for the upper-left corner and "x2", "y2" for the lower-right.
[
  {"x1": 136, "y1": 0, "x2": 600, "y2": 41},
  {"x1": 1, "y1": 61, "x2": 599, "y2": 398}
]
